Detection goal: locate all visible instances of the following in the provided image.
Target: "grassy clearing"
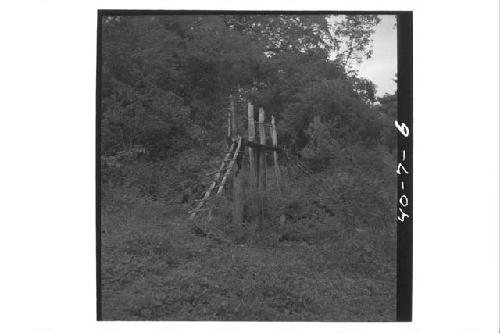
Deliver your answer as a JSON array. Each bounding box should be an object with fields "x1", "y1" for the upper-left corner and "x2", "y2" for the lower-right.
[{"x1": 101, "y1": 177, "x2": 396, "y2": 321}]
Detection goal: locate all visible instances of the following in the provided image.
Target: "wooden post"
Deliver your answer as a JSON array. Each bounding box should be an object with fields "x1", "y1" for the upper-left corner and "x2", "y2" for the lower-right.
[
  {"x1": 231, "y1": 97, "x2": 238, "y2": 138},
  {"x1": 271, "y1": 115, "x2": 282, "y2": 190},
  {"x1": 247, "y1": 102, "x2": 256, "y2": 187},
  {"x1": 230, "y1": 96, "x2": 243, "y2": 225},
  {"x1": 227, "y1": 109, "x2": 231, "y2": 138},
  {"x1": 258, "y1": 107, "x2": 267, "y2": 191},
  {"x1": 257, "y1": 107, "x2": 267, "y2": 227}
]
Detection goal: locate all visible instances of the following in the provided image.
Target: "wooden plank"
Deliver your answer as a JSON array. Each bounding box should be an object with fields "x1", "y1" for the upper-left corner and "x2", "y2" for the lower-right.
[
  {"x1": 271, "y1": 115, "x2": 282, "y2": 190},
  {"x1": 257, "y1": 108, "x2": 267, "y2": 228},
  {"x1": 258, "y1": 107, "x2": 267, "y2": 191},
  {"x1": 231, "y1": 97, "x2": 243, "y2": 226},
  {"x1": 247, "y1": 102, "x2": 256, "y2": 187},
  {"x1": 227, "y1": 109, "x2": 231, "y2": 138},
  {"x1": 244, "y1": 140, "x2": 280, "y2": 151},
  {"x1": 233, "y1": 171, "x2": 243, "y2": 223},
  {"x1": 189, "y1": 141, "x2": 236, "y2": 220},
  {"x1": 230, "y1": 96, "x2": 237, "y2": 138},
  {"x1": 217, "y1": 136, "x2": 242, "y2": 194}
]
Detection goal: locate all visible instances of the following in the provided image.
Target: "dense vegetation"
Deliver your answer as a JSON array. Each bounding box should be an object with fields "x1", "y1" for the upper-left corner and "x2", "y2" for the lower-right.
[{"x1": 100, "y1": 14, "x2": 398, "y2": 321}]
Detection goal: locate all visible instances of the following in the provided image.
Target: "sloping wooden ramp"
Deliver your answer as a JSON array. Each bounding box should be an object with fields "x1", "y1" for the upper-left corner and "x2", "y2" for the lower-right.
[{"x1": 188, "y1": 136, "x2": 242, "y2": 220}]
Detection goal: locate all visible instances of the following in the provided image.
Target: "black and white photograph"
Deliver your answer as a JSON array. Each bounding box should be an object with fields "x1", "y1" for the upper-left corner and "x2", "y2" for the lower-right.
[
  {"x1": 97, "y1": 11, "x2": 411, "y2": 321},
  {"x1": 2, "y1": 0, "x2": 500, "y2": 332}
]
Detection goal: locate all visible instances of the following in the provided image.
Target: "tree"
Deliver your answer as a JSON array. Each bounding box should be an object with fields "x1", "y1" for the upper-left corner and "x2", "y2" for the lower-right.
[
  {"x1": 100, "y1": 14, "x2": 387, "y2": 160},
  {"x1": 330, "y1": 15, "x2": 381, "y2": 71},
  {"x1": 223, "y1": 15, "x2": 333, "y2": 57}
]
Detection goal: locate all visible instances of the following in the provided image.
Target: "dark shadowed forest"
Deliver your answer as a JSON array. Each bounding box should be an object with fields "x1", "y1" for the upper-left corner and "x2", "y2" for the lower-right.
[{"x1": 99, "y1": 14, "x2": 398, "y2": 321}]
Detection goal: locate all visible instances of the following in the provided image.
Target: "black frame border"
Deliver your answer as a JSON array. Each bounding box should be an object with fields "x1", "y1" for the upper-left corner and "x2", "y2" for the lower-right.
[
  {"x1": 95, "y1": 10, "x2": 413, "y2": 322},
  {"x1": 396, "y1": 12, "x2": 413, "y2": 322}
]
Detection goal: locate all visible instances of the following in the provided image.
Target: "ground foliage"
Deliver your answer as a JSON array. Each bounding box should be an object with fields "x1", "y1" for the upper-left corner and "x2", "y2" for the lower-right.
[{"x1": 100, "y1": 14, "x2": 397, "y2": 321}]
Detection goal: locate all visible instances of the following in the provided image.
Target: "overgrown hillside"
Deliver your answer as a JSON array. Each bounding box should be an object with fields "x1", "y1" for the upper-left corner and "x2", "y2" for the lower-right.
[{"x1": 100, "y1": 14, "x2": 398, "y2": 321}]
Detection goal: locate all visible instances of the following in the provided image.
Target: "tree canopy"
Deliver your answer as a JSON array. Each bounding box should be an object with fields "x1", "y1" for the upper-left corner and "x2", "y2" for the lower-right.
[{"x1": 101, "y1": 14, "x2": 395, "y2": 160}]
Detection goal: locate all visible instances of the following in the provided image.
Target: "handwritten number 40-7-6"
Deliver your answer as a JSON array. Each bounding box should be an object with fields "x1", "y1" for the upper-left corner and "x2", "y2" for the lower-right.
[{"x1": 395, "y1": 121, "x2": 410, "y2": 223}]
